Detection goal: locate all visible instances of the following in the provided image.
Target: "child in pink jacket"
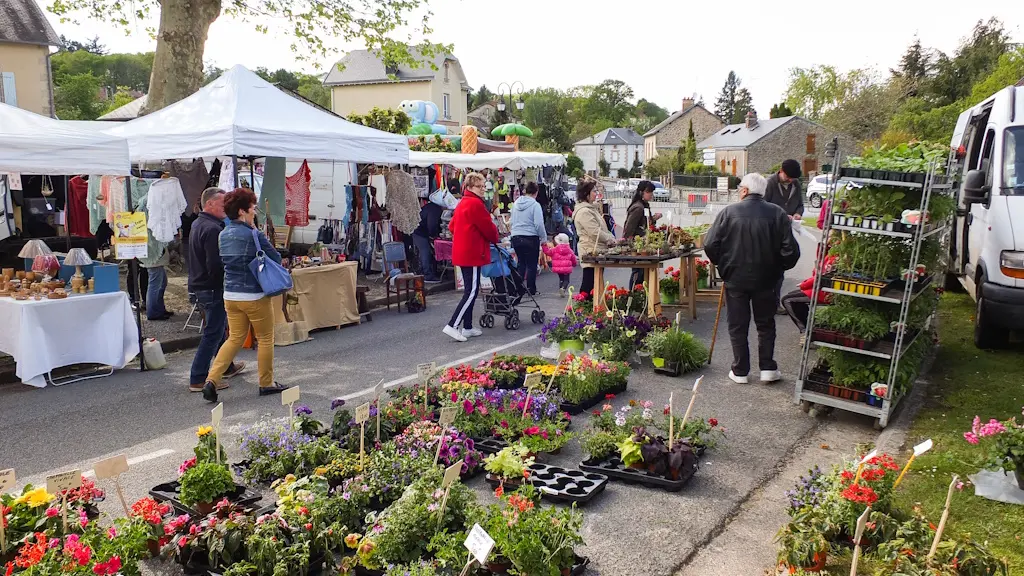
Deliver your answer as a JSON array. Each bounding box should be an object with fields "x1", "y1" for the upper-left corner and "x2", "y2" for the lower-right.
[{"x1": 542, "y1": 233, "x2": 578, "y2": 297}]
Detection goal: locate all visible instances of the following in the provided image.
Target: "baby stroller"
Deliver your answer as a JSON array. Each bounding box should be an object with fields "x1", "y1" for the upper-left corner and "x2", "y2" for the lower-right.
[{"x1": 480, "y1": 244, "x2": 546, "y2": 330}]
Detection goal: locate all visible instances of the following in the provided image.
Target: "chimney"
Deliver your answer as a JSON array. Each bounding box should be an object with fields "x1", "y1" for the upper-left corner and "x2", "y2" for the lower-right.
[
  {"x1": 681, "y1": 97, "x2": 695, "y2": 110},
  {"x1": 745, "y1": 110, "x2": 758, "y2": 129}
]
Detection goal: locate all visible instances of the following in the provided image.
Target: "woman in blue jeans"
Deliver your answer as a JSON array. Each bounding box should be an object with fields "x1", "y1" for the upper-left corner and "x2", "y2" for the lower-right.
[{"x1": 510, "y1": 182, "x2": 547, "y2": 295}]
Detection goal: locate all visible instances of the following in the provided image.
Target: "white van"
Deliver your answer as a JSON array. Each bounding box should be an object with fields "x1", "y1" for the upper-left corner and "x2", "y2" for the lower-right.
[
  {"x1": 245, "y1": 161, "x2": 354, "y2": 248},
  {"x1": 948, "y1": 84, "x2": 1024, "y2": 348}
]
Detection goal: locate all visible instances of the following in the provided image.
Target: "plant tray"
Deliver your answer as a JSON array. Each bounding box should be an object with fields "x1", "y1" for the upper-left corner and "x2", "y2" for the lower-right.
[
  {"x1": 838, "y1": 167, "x2": 927, "y2": 184},
  {"x1": 579, "y1": 454, "x2": 697, "y2": 491},
  {"x1": 149, "y1": 481, "x2": 262, "y2": 518},
  {"x1": 179, "y1": 548, "x2": 326, "y2": 576},
  {"x1": 484, "y1": 463, "x2": 609, "y2": 505},
  {"x1": 472, "y1": 436, "x2": 510, "y2": 455},
  {"x1": 652, "y1": 358, "x2": 683, "y2": 377},
  {"x1": 825, "y1": 384, "x2": 868, "y2": 403},
  {"x1": 825, "y1": 275, "x2": 891, "y2": 297},
  {"x1": 559, "y1": 381, "x2": 628, "y2": 415}
]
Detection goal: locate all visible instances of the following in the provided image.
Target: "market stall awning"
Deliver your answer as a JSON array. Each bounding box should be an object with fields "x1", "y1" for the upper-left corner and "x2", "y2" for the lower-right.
[
  {"x1": 84, "y1": 65, "x2": 409, "y2": 164},
  {"x1": 0, "y1": 103, "x2": 131, "y2": 175},
  {"x1": 407, "y1": 151, "x2": 566, "y2": 170}
]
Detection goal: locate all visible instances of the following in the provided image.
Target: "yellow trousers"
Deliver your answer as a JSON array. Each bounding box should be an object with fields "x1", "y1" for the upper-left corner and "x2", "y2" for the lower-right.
[{"x1": 208, "y1": 297, "x2": 275, "y2": 388}]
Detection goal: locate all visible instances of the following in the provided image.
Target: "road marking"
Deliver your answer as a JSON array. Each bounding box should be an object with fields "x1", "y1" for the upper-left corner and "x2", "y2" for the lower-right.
[
  {"x1": 82, "y1": 449, "x2": 175, "y2": 478},
  {"x1": 337, "y1": 333, "x2": 541, "y2": 402}
]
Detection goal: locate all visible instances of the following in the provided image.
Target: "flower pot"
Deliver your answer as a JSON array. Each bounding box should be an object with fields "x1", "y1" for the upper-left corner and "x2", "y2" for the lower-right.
[
  {"x1": 660, "y1": 291, "x2": 677, "y2": 304},
  {"x1": 1014, "y1": 467, "x2": 1024, "y2": 491},
  {"x1": 194, "y1": 500, "x2": 215, "y2": 516},
  {"x1": 487, "y1": 558, "x2": 512, "y2": 574},
  {"x1": 697, "y1": 278, "x2": 709, "y2": 290},
  {"x1": 786, "y1": 550, "x2": 827, "y2": 573},
  {"x1": 652, "y1": 357, "x2": 666, "y2": 368},
  {"x1": 627, "y1": 460, "x2": 646, "y2": 470},
  {"x1": 558, "y1": 339, "x2": 584, "y2": 352},
  {"x1": 147, "y1": 539, "x2": 162, "y2": 558}
]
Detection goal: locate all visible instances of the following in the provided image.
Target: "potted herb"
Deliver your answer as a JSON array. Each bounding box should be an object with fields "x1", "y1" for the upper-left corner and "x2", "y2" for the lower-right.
[
  {"x1": 179, "y1": 462, "x2": 236, "y2": 514},
  {"x1": 963, "y1": 414, "x2": 1024, "y2": 490},
  {"x1": 659, "y1": 267, "x2": 681, "y2": 304},
  {"x1": 484, "y1": 443, "x2": 535, "y2": 487},
  {"x1": 644, "y1": 327, "x2": 709, "y2": 376}
]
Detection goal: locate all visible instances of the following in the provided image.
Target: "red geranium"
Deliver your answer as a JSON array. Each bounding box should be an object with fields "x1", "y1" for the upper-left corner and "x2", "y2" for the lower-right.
[{"x1": 841, "y1": 484, "x2": 878, "y2": 505}]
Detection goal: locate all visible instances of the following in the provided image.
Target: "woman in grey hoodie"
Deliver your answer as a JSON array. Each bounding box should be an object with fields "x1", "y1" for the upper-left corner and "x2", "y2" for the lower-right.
[{"x1": 510, "y1": 182, "x2": 547, "y2": 295}]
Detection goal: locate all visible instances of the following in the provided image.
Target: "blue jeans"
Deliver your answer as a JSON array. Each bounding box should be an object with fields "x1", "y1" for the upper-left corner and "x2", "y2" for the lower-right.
[
  {"x1": 412, "y1": 233, "x2": 438, "y2": 280},
  {"x1": 189, "y1": 290, "x2": 228, "y2": 386},
  {"x1": 145, "y1": 266, "x2": 167, "y2": 319}
]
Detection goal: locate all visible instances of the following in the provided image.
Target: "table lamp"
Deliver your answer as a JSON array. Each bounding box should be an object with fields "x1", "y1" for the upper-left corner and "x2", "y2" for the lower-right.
[
  {"x1": 17, "y1": 239, "x2": 53, "y2": 258},
  {"x1": 65, "y1": 248, "x2": 93, "y2": 292}
]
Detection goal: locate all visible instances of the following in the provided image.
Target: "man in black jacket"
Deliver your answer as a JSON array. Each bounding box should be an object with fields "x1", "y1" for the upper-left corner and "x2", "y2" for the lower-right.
[
  {"x1": 764, "y1": 159, "x2": 804, "y2": 313},
  {"x1": 188, "y1": 187, "x2": 243, "y2": 392},
  {"x1": 412, "y1": 197, "x2": 444, "y2": 283},
  {"x1": 704, "y1": 173, "x2": 800, "y2": 384}
]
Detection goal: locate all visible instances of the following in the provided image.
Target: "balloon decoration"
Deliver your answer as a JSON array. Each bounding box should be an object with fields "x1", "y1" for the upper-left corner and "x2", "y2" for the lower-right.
[
  {"x1": 401, "y1": 100, "x2": 447, "y2": 135},
  {"x1": 461, "y1": 126, "x2": 478, "y2": 154}
]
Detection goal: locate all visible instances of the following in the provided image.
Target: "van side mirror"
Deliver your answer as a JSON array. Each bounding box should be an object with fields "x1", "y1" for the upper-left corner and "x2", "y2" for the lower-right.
[{"x1": 963, "y1": 169, "x2": 990, "y2": 204}]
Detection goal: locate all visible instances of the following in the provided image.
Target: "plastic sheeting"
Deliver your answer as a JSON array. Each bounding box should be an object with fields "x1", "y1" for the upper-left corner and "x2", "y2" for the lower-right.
[
  {"x1": 77, "y1": 65, "x2": 409, "y2": 164},
  {"x1": 0, "y1": 103, "x2": 131, "y2": 175},
  {"x1": 407, "y1": 151, "x2": 566, "y2": 170}
]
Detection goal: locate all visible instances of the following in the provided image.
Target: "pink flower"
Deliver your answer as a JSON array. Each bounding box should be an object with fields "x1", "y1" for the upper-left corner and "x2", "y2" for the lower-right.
[
  {"x1": 45, "y1": 507, "x2": 59, "y2": 518},
  {"x1": 972, "y1": 416, "x2": 981, "y2": 435},
  {"x1": 524, "y1": 426, "x2": 540, "y2": 436},
  {"x1": 451, "y1": 392, "x2": 458, "y2": 402},
  {"x1": 107, "y1": 527, "x2": 117, "y2": 539},
  {"x1": 463, "y1": 400, "x2": 475, "y2": 414},
  {"x1": 479, "y1": 405, "x2": 489, "y2": 416},
  {"x1": 540, "y1": 430, "x2": 549, "y2": 440},
  {"x1": 964, "y1": 431, "x2": 980, "y2": 445},
  {"x1": 979, "y1": 419, "x2": 1006, "y2": 437}
]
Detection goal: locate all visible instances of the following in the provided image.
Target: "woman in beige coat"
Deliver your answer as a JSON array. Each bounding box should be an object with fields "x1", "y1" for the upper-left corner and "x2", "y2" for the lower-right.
[{"x1": 573, "y1": 179, "x2": 616, "y2": 296}]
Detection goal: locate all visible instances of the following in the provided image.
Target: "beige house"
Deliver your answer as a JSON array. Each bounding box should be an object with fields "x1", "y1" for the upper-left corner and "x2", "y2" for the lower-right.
[
  {"x1": 697, "y1": 112, "x2": 839, "y2": 177},
  {"x1": 643, "y1": 97, "x2": 725, "y2": 160},
  {"x1": 324, "y1": 50, "x2": 472, "y2": 131},
  {"x1": 0, "y1": 0, "x2": 61, "y2": 116}
]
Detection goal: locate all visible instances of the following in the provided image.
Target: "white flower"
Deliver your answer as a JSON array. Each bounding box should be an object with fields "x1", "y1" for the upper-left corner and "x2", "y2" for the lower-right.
[{"x1": 614, "y1": 414, "x2": 626, "y2": 426}]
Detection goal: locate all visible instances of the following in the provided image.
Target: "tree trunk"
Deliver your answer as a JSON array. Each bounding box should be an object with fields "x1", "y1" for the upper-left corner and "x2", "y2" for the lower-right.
[{"x1": 144, "y1": 0, "x2": 222, "y2": 114}]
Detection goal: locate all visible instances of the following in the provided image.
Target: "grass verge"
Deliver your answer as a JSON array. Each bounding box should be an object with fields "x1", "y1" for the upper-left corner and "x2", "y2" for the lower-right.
[
  {"x1": 894, "y1": 292, "x2": 1024, "y2": 570},
  {"x1": 802, "y1": 216, "x2": 818, "y2": 227}
]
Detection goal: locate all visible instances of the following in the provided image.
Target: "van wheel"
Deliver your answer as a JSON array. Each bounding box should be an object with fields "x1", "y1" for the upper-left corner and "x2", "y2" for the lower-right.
[
  {"x1": 974, "y1": 283, "x2": 1009, "y2": 349},
  {"x1": 810, "y1": 194, "x2": 823, "y2": 209}
]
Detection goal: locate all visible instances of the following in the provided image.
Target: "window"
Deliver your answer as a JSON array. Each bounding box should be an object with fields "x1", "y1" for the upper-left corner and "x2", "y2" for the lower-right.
[
  {"x1": 1, "y1": 72, "x2": 16, "y2": 106},
  {"x1": 1003, "y1": 127, "x2": 1024, "y2": 193},
  {"x1": 444, "y1": 61, "x2": 450, "y2": 83},
  {"x1": 806, "y1": 133, "x2": 816, "y2": 154},
  {"x1": 442, "y1": 93, "x2": 451, "y2": 120},
  {"x1": 803, "y1": 159, "x2": 818, "y2": 175},
  {"x1": 979, "y1": 129, "x2": 996, "y2": 186},
  {"x1": 611, "y1": 150, "x2": 620, "y2": 163}
]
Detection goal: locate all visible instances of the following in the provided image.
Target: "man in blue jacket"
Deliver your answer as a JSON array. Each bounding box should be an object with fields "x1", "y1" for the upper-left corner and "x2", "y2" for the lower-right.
[{"x1": 510, "y1": 182, "x2": 548, "y2": 295}]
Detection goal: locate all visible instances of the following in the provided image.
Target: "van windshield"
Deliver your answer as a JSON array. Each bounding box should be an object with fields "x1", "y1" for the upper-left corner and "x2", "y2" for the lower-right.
[{"x1": 1005, "y1": 127, "x2": 1024, "y2": 195}]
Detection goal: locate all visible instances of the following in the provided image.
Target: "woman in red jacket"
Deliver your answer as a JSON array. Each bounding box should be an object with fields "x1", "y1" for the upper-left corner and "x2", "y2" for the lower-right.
[{"x1": 444, "y1": 172, "x2": 500, "y2": 342}]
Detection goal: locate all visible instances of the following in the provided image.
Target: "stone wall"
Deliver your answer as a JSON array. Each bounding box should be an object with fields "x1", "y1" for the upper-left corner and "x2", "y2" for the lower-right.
[
  {"x1": 654, "y1": 107, "x2": 725, "y2": 151},
  {"x1": 746, "y1": 117, "x2": 842, "y2": 176}
]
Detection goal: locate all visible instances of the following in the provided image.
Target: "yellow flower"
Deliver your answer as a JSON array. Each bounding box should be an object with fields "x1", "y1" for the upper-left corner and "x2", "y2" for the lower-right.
[
  {"x1": 197, "y1": 425, "x2": 213, "y2": 437},
  {"x1": 314, "y1": 467, "x2": 327, "y2": 476},
  {"x1": 14, "y1": 486, "x2": 55, "y2": 508}
]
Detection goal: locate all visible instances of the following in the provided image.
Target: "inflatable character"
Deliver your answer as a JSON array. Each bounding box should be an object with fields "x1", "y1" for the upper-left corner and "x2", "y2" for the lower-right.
[{"x1": 400, "y1": 100, "x2": 447, "y2": 134}]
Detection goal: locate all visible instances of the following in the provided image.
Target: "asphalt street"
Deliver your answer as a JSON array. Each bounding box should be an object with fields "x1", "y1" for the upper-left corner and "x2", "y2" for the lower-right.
[{"x1": 0, "y1": 203, "x2": 824, "y2": 576}]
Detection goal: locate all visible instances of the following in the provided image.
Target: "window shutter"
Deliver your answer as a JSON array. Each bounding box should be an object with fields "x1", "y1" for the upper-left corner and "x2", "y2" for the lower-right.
[
  {"x1": 1, "y1": 72, "x2": 16, "y2": 107},
  {"x1": 806, "y1": 133, "x2": 816, "y2": 154}
]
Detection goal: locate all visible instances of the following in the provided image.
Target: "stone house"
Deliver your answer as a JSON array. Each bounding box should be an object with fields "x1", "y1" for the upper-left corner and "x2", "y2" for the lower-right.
[
  {"x1": 643, "y1": 97, "x2": 725, "y2": 160},
  {"x1": 468, "y1": 102, "x2": 497, "y2": 132},
  {"x1": 0, "y1": 0, "x2": 61, "y2": 116},
  {"x1": 697, "y1": 111, "x2": 839, "y2": 177},
  {"x1": 573, "y1": 128, "x2": 645, "y2": 176},
  {"x1": 324, "y1": 49, "x2": 472, "y2": 132}
]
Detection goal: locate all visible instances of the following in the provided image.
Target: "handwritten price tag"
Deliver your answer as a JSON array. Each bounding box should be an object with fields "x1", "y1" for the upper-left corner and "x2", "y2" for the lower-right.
[
  {"x1": 355, "y1": 402, "x2": 371, "y2": 424},
  {"x1": 417, "y1": 362, "x2": 437, "y2": 383},
  {"x1": 442, "y1": 462, "x2": 462, "y2": 487},
  {"x1": 438, "y1": 406, "x2": 458, "y2": 426},
  {"x1": 92, "y1": 455, "x2": 128, "y2": 480},
  {"x1": 464, "y1": 523, "x2": 495, "y2": 564},
  {"x1": 0, "y1": 469, "x2": 14, "y2": 493},
  {"x1": 523, "y1": 373, "x2": 542, "y2": 389},
  {"x1": 211, "y1": 403, "x2": 224, "y2": 427},
  {"x1": 46, "y1": 470, "x2": 82, "y2": 494},
  {"x1": 281, "y1": 386, "x2": 300, "y2": 406}
]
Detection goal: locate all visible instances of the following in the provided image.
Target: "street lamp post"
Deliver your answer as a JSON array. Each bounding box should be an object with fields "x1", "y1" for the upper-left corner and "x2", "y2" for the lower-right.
[{"x1": 496, "y1": 81, "x2": 525, "y2": 119}]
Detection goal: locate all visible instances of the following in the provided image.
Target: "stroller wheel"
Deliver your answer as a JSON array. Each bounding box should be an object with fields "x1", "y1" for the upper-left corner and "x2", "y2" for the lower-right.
[
  {"x1": 510, "y1": 315, "x2": 521, "y2": 330},
  {"x1": 537, "y1": 311, "x2": 545, "y2": 323},
  {"x1": 531, "y1": 310, "x2": 542, "y2": 324},
  {"x1": 511, "y1": 308, "x2": 519, "y2": 319},
  {"x1": 481, "y1": 314, "x2": 494, "y2": 328}
]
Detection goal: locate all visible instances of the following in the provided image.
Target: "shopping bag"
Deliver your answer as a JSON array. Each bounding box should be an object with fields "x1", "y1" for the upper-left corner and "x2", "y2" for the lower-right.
[{"x1": 249, "y1": 227, "x2": 293, "y2": 297}]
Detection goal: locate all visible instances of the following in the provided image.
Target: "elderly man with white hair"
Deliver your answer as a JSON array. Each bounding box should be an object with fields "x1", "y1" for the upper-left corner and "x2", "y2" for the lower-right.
[{"x1": 703, "y1": 172, "x2": 800, "y2": 384}]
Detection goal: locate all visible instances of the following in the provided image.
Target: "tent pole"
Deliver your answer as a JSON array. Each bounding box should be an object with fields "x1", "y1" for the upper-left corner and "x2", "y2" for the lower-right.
[
  {"x1": 125, "y1": 175, "x2": 146, "y2": 371},
  {"x1": 64, "y1": 175, "x2": 71, "y2": 252}
]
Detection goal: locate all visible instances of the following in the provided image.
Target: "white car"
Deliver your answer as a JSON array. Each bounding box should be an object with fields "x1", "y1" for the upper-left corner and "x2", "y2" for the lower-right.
[
  {"x1": 615, "y1": 179, "x2": 628, "y2": 193},
  {"x1": 652, "y1": 182, "x2": 670, "y2": 201},
  {"x1": 805, "y1": 175, "x2": 851, "y2": 209}
]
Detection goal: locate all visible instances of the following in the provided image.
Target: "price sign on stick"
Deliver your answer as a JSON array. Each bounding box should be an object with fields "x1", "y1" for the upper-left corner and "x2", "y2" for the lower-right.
[
  {"x1": 849, "y1": 507, "x2": 871, "y2": 576},
  {"x1": 355, "y1": 402, "x2": 371, "y2": 468},
  {"x1": 437, "y1": 462, "x2": 463, "y2": 523},
  {"x1": 93, "y1": 454, "x2": 130, "y2": 516},
  {"x1": 0, "y1": 469, "x2": 14, "y2": 555},
  {"x1": 543, "y1": 350, "x2": 569, "y2": 394},
  {"x1": 373, "y1": 378, "x2": 386, "y2": 443},
  {"x1": 522, "y1": 373, "x2": 543, "y2": 418},
  {"x1": 435, "y1": 407, "x2": 459, "y2": 465},
  {"x1": 680, "y1": 375, "x2": 704, "y2": 428},
  {"x1": 927, "y1": 475, "x2": 959, "y2": 561},
  {"x1": 464, "y1": 523, "x2": 495, "y2": 564},
  {"x1": 281, "y1": 386, "x2": 300, "y2": 424},
  {"x1": 211, "y1": 402, "x2": 224, "y2": 464},
  {"x1": 47, "y1": 470, "x2": 81, "y2": 534},
  {"x1": 894, "y1": 439, "x2": 932, "y2": 489},
  {"x1": 417, "y1": 362, "x2": 437, "y2": 415},
  {"x1": 668, "y1": 392, "x2": 674, "y2": 447}
]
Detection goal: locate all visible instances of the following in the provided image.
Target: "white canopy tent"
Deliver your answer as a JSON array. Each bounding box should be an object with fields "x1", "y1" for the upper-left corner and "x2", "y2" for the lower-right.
[
  {"x1": 407, "y1": 151, "x2": 566, "y2": 171},
  {"x1": 0, "y1": 103, "x2": 131, "y2": 175},
  {"x1": 82, "y1": 65, "x2": 409, "y2": 164}
]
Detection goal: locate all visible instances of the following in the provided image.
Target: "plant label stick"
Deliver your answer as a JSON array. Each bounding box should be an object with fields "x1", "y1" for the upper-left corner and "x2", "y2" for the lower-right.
[
  {"x1": 854, "y1": 449, "x2": 878, "y2": 485},
  {"x1": 544, "y1": 351, "x2": 569, "y2": 394},
  {"x1": 849, "y1": 507, "x2": 870, "y2": 576},
  {"x1": 417, "y1": 361, "x2": 436, "y2": 415},
  {"x1": 373, "y1": 378, "x2": 386, "y2": 442},
  {"x1": 437, "y1": 462, "x2": 463, "y2": 520},
  {"x1": 211, "y1": 402, "x2": 224, "y2": 464},
  {"x1": 47, "y1": 470, "x2": 81, "y2": 534},
  {"x1": 435, "y1": 407, "x2": 458, "y2": 465},
  {"x1": 355, "y1": 402, "x2": 371, "y2": 468},
  {"x1": 894, "y1": 439, "x2": 932, "y2": 488},
  {"x1": 464, "y1": 523, "x2": 495, "y2": 565},
  {"x1": 522, "y1": 373, "x2": 542, "y2": 418},
  {"x1": 281, "y1": 386, "x2": 300, "y2": 425},
  {"x1": 668, "y1": 392, "x2": 674, "y2": 447},
  {"x1": 680, "y1": 376, "x2": 703, "y2": 427},
  {"x1": 927, "y1": 475, "x2": 959, "y2": 560},
  {"x1": 0, "y1": 468, "x2": 13, "y2": 555},
  {"x1": 93, "y1": 454, "x2": 130, "y2": 516}
]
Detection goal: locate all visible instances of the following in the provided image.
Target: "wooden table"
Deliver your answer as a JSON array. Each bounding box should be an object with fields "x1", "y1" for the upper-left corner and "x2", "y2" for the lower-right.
[{"x1": 585, "y1": 249, "x2": 700, "y2": 318}]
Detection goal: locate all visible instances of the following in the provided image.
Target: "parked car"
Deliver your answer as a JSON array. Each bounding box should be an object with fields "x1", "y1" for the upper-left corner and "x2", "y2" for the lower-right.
[
  {"x1": 805, "y1": 174, "x2": 830, "y2": 209},
  {"x1": 652, "y1": 181, "x2": 670, "y2": 201}
]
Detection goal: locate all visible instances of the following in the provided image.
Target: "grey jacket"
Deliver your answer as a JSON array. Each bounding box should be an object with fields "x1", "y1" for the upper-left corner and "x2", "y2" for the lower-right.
[
  {"x1": 510, "y1": 195, "x2": 547, "y2": 239},
  {"x1": 764, "y1": 174, "x2": 804, "y2": 217}
]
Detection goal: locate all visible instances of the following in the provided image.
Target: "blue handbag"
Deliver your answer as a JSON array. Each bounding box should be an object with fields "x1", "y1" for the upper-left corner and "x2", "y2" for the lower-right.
[{"x1": 248, "y1": 227, "x2": 293, "y2": 297}]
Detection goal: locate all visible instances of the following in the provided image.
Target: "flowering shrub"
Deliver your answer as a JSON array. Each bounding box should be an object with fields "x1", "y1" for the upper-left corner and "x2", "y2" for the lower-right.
[
  {"x1": 963, "y1": 410, "x2": 1024, "y2": 473},
  {"x1": 477, "y1": 354, "x2": 547, "y2": 388},
  {"x1": 659, "y1": 267, "x2": 681, "y2": 299},
  {"x1": 238, "y1": 420, "x2": 345, "y2": 483},
  {"x1": 393, "y1": 421, "x2": 482, "y2": 474}
]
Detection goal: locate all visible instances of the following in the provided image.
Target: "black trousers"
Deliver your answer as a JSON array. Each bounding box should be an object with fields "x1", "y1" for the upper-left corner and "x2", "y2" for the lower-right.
[
  {"x1": 629, "y1": 268, "x2": 644, "y2": 291},
  {"x1": 781, "y1": 289, "x2": 811, "y2": 332},
  {"x1": 126, "y1": 266, "x2": 149, "y2": 305},
  {"x1": 511, "y1": 235, "x2": 540, "y2": 294},
  {"x1": 448, "y1": 266, "x2": 481, "y2": 330},
  {"x1": 580, "y1": 267, "x2": 595, "y2": 296},
  {"x1": 725, "y1": 287, "x2": 778, "y2": 376}
]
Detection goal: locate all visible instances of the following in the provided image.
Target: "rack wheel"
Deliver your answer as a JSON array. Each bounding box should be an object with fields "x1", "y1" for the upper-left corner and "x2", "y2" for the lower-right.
[{"x1": 800, "y1": 401, "x2": 811, "y2": 413}]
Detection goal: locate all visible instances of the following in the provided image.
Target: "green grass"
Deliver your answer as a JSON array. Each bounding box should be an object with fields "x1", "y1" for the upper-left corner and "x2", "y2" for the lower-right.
[
  {"x1": 802, "y1": 216, "x2": 818, "y2": 227},
  {"x1": 893, "y1": 292, "x2": 1024, "y2": 570}
]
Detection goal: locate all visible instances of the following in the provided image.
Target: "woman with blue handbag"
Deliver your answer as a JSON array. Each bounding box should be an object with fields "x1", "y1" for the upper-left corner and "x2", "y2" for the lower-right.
[{"x1": 201, "y1": 187, "x2": 292, "y2": 402}]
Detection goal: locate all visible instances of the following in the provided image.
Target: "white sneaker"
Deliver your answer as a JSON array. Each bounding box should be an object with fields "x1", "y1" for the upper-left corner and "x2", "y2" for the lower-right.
[
  {"x1": 559, "y1": 288, "x2": 566, "y2": 297},
  {"x1": 728, "y1": 370, "x2": 749, "y2": 384},
  {"x1": 443, "y1": 325, "x2": 467, "y2": 342},
  {"x1": 760, "y1": 370, "x2": 782, "y2": 383},
  {"x1": 461, "y1": 327, "x2": 483, "y2": 337}
]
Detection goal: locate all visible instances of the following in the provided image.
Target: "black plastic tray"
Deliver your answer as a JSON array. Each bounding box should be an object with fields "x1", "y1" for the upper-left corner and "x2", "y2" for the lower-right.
[
  {"x1": 472, "y1": 436, "x2": 510, "y2": 455},
  {"x1": 180, "y1": 550, "x2": 327, "y2": 576},
  {"x1": 485, "y1": 463, "x2": 608, "y2": 505},
  {"x1": 579, "y1": 455, "x2": 697, "y2": 492},
  {"x1": 559, "y1": 381, "x2": 627, "y2": 415},
  {"x1": 149, "y1": 481, "x2": 263, "y2": 517}
]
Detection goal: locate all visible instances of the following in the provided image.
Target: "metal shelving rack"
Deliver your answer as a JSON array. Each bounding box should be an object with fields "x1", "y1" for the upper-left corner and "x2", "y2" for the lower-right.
[{"x1": 794, "y1": 149, "x2": 950, "y2": 429}]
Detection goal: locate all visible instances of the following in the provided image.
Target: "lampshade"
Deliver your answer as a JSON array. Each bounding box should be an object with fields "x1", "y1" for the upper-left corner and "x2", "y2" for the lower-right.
[
  {"x1": 64, "y1": 248, "x2": 93, "y2": 266},
  {"x1": 17, "y1": 239, "x2": 53, "y2": 258}
]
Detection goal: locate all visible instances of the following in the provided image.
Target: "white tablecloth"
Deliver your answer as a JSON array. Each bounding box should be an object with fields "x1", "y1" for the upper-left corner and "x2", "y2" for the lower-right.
[{"x1": 0, "y1": 292, "x2": 140, "y2": 387}]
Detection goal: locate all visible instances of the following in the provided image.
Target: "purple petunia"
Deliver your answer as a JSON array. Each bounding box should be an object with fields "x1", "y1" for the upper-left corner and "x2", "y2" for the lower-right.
[
  {"x1": 331, "y1": 398, "x2": 346, "y2": 410},
  {"x1": 294, "y1": 404, "x2": 313, "y2": 416}
]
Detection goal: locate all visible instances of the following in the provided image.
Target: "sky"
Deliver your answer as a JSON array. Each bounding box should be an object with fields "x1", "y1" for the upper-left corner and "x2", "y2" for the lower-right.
[{"x1": 39, "y1": 0, "x2": 1023, "y2": 117}]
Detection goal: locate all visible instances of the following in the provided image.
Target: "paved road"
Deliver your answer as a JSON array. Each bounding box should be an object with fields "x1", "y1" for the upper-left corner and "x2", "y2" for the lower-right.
[{"x1": 1, "y1": 222, "x2": 823, "y2": 576}]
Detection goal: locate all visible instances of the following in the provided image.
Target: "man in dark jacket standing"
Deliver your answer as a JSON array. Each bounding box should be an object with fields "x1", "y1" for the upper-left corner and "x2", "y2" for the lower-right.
[
  {"x1": 764, "y1": 159, "x2": 804, "y2": 313},
  {"x1": 412, "y1": 197, "x2": 444, "y2": 283},
  {"x1": 188, "y1": 187, "x2": 244, "y2": 392},
  {"x1": 704, "y1": 173, "x2": 800, "y2": 384}
]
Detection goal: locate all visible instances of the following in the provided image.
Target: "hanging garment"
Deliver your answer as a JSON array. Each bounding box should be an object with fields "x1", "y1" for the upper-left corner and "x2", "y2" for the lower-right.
[
  {"x1": 67, "y1": 176, "x2": 93, "y2": 238},
  {"x1": 285, "y1": 160, "x2": 311, "y2": 227},
  {"x1": 99, "y1": 176, "x2": 129, "y2": 221},
  {"x1": 135, "y1": 194, "x2": 170, "y2": 268},
  {"x1": 147, "y1": 177, "x2": 188, "y2": 242},
  {"x1": 370, "y1": 174, "x2": 387, "y2": 206},
  {"x1": 207, "y1": 158, "x2": 223, "y2": 188},
  {"x1": 383, "y1": 170, "x2": 420, "y2": 235},
  {"x1": 165, "y1": 159, "x2": 210, "y2": 214},
  {"x1": 221, "y1": 157, "x2": 236, "y2": 191},
  {"x1": 343, "y1": 185, "x2": 354, "y2": 231},
  {"x1": 86, "y1": 175, "x2": 106, "y2": 234}
]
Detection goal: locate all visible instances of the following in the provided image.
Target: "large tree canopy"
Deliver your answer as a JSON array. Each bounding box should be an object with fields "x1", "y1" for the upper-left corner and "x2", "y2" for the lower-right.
[{"x1": 48, "y1": 0, "x2": 451, "y2": 113}]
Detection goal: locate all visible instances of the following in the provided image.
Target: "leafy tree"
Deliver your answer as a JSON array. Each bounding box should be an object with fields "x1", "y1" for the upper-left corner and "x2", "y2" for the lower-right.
[
  {"x1": 54, "y1": 73, "x2": 102, "y2": 120},
  {"x1": 522, "y1": 88, "x2": 572, "y2": 151},
  {"x1": 59, "y1": 34, "x2": 106, "y2": 54},
  {"x1": 891, "y1": 36, "x2": 932, "y2": 98},
  {"x1": 925, "y1": 18, "x2": 1008, "y2": 106},
  {"x1": 51, "y1": 49, "x2": 153, "y2": 92},
  {"x1": 472, "y1": 85, "x2": 494, "y2": 109},
  {"x1": 821, "y1": 79, "x2": 905, "y2": 144},
  {"x1": 202, "y1": 63, "x2": 225, "y2": 86},
  {"x1": 617, "y1": 168, "x2": 629, "y2": 178},
  {"x1": 769, "y1": 102, "x2": 793, "y2": 118},
  {"x1": 784, "y1": 65, "x2": 872, "y2": 121},
  {"x1": 644, "y1": 153, "x2": 679, "y2": 179},
  {"x1": 102, "y1": 86, "x2": 138, "y2": 114},
  {"x1": 566, "y1": 154, "x2": 584, "y2": 177},
  {"x1": 598, "y1": 158, "x2": 610, "y2": 177},
  {"x1": 297, "y1": 75, "x2": 331, "y2": 109},
  {"x1": 582, "y1": 80, "x2": 635, "y2": 125},
  {"x1": 255, "y1": 67, "x2": 300, "y2": 92},
  {"x1": 47, "y1": 0, "x2": 452, "y2": 114},
  {"x1": 731, "y1": 87, "x2": 754, "y2": 124},
  {"x1": 680, "y1": 120, "x2": 700, "y2": 164},
  {"x1": 714, "y1": 71, "x2": 741, "y2": 122},
  {"x1": 346, "y1": 107, "x2": 412, "y2": 135}
]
